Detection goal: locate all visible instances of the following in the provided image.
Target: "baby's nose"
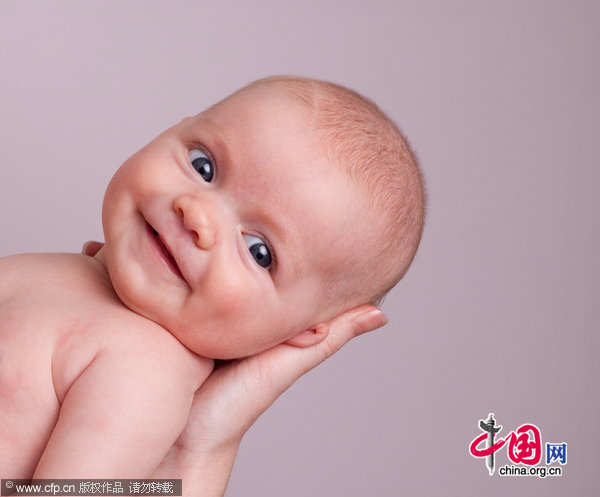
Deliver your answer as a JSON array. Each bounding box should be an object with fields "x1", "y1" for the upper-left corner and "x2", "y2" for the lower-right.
[{"x1": 173, "y1": 195, "x2": 218, "y2": 250}]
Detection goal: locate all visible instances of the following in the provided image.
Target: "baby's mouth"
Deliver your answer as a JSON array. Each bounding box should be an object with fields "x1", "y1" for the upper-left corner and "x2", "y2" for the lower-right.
[{"x1": 147, "y1": 222, "x2": 186, "y2": 282}]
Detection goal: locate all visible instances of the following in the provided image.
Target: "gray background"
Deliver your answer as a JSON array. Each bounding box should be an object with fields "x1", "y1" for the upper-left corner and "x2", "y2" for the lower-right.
[{"x1": 1, "y1": 1, "x2": 598, "y2": 495}]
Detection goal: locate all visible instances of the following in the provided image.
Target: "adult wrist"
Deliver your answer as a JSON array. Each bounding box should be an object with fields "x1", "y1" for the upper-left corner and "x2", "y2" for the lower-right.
[{"x1": 154, "y1": 442, "x2": 240, "y2": 497}]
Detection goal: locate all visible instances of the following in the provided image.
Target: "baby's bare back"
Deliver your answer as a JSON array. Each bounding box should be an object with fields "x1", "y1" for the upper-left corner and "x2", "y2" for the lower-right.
[{"x1": 0, "y1": 253, "x2": 212, "y2": 478}]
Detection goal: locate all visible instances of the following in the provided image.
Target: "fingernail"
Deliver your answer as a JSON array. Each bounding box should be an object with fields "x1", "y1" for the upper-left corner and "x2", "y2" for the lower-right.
[{"x1": 352, "y1": 310, "x2": 388, "y2": 335}]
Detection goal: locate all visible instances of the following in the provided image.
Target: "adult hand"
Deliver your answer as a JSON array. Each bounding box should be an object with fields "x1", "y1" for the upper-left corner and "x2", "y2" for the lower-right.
[{"x1": 82, "y1": 241, "x2": 387, "y2": 495}]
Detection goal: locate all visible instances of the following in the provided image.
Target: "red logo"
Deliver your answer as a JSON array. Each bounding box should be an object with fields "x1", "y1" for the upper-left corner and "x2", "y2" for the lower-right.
[{"x1": 470, "y1": 413, "x2": 542, "y2": 475}]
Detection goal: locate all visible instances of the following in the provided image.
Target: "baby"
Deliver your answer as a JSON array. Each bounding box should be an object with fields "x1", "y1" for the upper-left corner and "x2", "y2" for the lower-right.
[{"x1": 0, "y1": 76, "x2": 425, "y2": 478}]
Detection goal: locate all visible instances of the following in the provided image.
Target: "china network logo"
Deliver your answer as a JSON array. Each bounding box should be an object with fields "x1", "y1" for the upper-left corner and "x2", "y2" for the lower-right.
[{"x1": 469, "y1": 413, "x2": 567, "y2": 477}]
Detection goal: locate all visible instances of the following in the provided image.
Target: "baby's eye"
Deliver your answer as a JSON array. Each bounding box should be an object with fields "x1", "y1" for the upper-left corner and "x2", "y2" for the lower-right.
[
  {"x1": 243, "y1": 234, "x2": 272, "y2": 269},
  {"x1": 189, "y1": 149, "x2": 214, "y2": 182}
]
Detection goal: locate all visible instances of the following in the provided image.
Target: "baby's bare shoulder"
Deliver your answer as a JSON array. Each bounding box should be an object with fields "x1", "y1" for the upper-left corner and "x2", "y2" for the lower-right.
[
  {"x1": 0, "y1": 252, "x2": 111, "y2": 298},
  {"x1": 87, "y1": 313, "x2": 214, "y2": 391},
  {"x1": 0, "y1": 252, "x2": 211, "y2": 399},
  {"x1": 0, "y1": 253, "x2": 212, "y2": 476}
]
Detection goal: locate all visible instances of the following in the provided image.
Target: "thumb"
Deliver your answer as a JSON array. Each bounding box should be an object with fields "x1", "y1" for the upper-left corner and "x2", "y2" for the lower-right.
[
  {"x1": 313, "y1": 305, "x2": 388, "y2": 360},
  {"x1": 82, "y1": 240, "x2": 104, "y2": 256},
  {"x1": 248, "y1": 305, "x2": 387, "y2": 397}
]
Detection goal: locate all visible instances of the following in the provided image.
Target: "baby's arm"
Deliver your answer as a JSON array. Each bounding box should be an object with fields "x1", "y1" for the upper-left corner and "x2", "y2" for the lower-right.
[{"x1": 35, "y1": 343, "x2": 212, "y2": 477}]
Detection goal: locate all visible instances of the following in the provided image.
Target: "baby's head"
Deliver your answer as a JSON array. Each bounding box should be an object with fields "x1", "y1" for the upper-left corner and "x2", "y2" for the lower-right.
[{"x1": 100, "y1": 76, "x2": 425, "y2": 359}]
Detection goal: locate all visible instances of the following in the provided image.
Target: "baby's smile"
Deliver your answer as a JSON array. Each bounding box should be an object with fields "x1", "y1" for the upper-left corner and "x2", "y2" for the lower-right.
[
  {"x1": 0, "y1": 73, "x2": 425, "y2": 480},
  {"x1": 146, "y1": 221, "x2": 186, "y2": 283},
  {"x1": 99, "y1": 82, "x2": 378, "y2": 359}
]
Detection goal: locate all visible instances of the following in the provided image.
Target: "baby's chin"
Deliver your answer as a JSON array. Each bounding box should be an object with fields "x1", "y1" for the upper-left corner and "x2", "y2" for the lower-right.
[
  {"x1": 102, "y1": 266, "x2": 170, "y2": 335},
  {"x1": 169, "y1": 324, "x2": 281, "y2": 360}
]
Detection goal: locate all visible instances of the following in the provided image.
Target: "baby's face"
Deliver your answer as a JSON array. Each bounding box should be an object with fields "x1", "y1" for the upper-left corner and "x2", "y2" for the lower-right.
[{"x1": 101, "y1": 86, "x2": 373, "y2": 359}]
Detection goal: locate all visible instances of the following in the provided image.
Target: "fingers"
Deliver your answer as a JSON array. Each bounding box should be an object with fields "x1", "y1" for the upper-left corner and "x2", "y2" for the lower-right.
[
  {"x1": 178, "y1": 305, "x2": 388, "y2": 452},
  {"x1": 238, "y1": 305, "x2": 388, "y2": 403},
  {"x1": 82, "y1": 241, "x2": 103, "y2": 256},
  {"x1": 325, "y1": 305, "x2": 387, "y2": 348},
  {"x1": 300, "y1": 305, "x2": 387, "y2": 365},
  {"x1": 349, "y1": 307, "x2": 388, "y2": 336}
]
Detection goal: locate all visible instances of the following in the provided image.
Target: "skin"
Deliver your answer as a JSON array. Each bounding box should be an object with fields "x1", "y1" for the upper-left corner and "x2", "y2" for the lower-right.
[
  {"x1": 97, "y1": 84, "x2": 378, "y2": 359},
  {"x1": 0, "y1": 84, "x2": 387, "y2": 483},
  {"x1": 85, "y1": 235, "x2": 388, "y2": 496},
  {"x1": 150, "y1": 303, "x2": 387, "y2": 496}
]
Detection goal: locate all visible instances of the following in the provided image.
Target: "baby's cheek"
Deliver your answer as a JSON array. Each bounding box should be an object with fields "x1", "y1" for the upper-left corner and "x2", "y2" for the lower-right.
[
  {"x1": 207, "y1": 266, "x2": 265, "y2": 312},
  {"x1": 212, "y1": 283, "x2": 259, "y2": 322},
  {"x1": 216, "y1": 284, "x2": 278, "y2": 339}
]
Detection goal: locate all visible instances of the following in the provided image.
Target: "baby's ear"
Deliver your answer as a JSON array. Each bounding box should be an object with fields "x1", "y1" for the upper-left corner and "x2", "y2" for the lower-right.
[{"x1": 284, "y1": 324, "x2": 329, "y2": 348}]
